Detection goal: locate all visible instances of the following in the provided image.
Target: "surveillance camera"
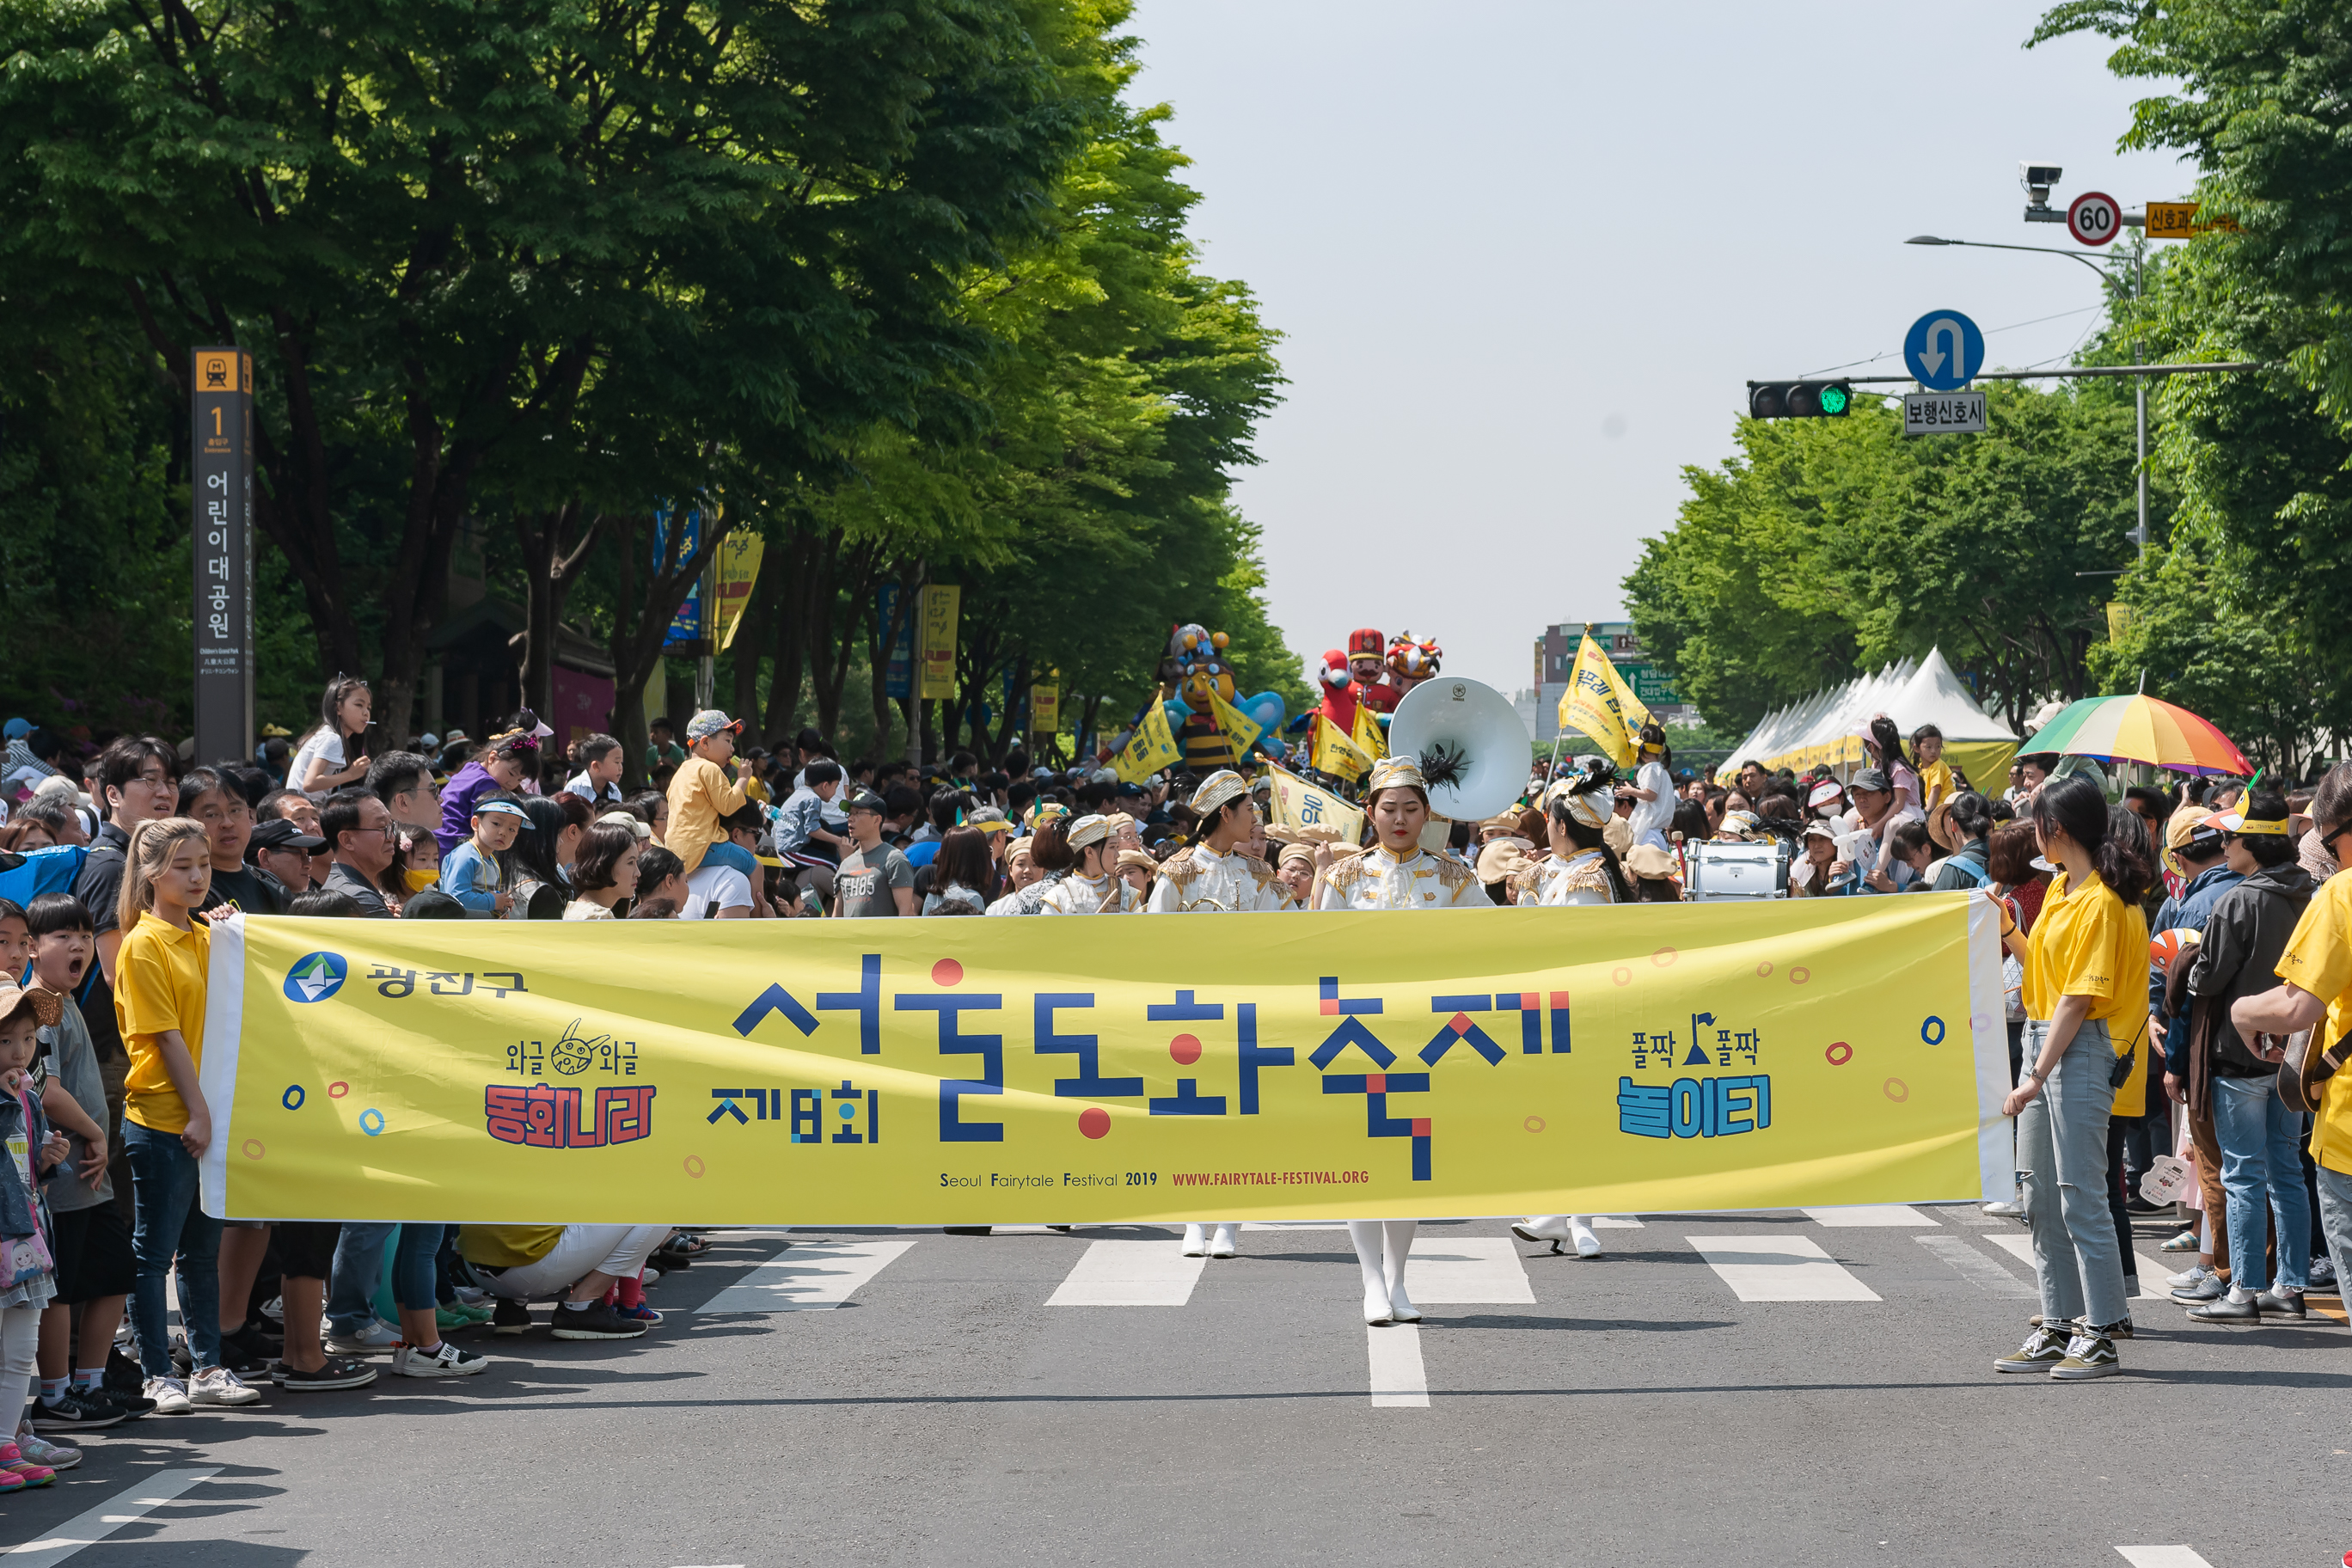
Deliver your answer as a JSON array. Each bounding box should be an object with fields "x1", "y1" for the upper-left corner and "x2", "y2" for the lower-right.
[{"x1": 2018, "y1": 162, "x2": 2063, "y2": 191}]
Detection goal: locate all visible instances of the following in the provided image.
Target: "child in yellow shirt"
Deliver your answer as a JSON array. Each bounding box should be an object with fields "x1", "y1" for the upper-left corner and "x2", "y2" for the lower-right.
[
  {"x1": 1914, "y1": 724, "x2": 1953, "y2": 818},
  {"x1": 665, "y1": 710, "x2": 759, "y2": 878}
]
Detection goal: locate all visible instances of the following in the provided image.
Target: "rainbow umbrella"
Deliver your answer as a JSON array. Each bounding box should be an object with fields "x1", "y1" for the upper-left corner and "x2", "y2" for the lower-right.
[{"x1": 2020, "y1": 695, "x2": 2252, "y2": 777}]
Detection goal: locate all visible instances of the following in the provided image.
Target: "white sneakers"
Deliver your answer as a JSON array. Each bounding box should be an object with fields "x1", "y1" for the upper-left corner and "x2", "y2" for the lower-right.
[
  {"x1": 189, "y1": 1367, "x2": 262, "y2": 1406},
  {"x1": 2167, "y1": 1261, "x2": 2215, "y2": 1291},
  {"x1": 1183, "y1": 1223, "x2": 1240, "y2": 1259},
  {"x1": 1512, "y1": 1216, "x2": 1603, "y2": 1258},
  {"x1": 144, "y1": 1376, "x2": 193, "y2": 1416},
  {"x1": 324, "y1": 1319, "x2": 402, "y2": 1356},
  {"x1": 391, "y1": 1341, "x2": 491, "y2": 1379}
]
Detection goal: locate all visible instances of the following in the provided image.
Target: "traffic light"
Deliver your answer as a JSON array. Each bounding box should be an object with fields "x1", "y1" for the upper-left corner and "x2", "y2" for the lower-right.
[{"x1": 1749, "y1": 380, "x2": 1852, "y2": 420}]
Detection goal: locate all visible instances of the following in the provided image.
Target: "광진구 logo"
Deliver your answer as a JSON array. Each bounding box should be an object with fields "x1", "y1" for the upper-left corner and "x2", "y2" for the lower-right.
[{"x1": 283, "y1": 952, "x2": 347, "y2": 1004}]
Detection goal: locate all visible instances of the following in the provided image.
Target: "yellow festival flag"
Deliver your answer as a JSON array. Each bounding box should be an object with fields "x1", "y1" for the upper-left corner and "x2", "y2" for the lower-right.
[
  {"x1": 198, "y1": 897, "x2": 2005, "y2": 1224},
  {"x1": 1110, "y1": 701, "x2": 1181, "y2": 783},
  {"x1": 1265, "y1": 764, "x2": 1366, "y2": 845},
  {"x1": 1352, "y1": 695, "x2": 1387, "y2": 762},
  {"x1": 1310, "y1": 714, "x2": 1370, "y2": 781},
  {"x1": 713, "y1": 532, "x2": 764, "y2": 652},
  {"x1": 1206, "y1": 686, "x2": 1265, "y2": 760},
  {"x1": 1558, "y1": 633, "x2": 1652, "y2": 768}
]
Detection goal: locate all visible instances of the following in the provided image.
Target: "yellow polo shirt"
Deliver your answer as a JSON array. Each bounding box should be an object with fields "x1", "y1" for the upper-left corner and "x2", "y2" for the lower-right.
[
  {"x1": 114, "y1": 912, "x2": 210, "y2": 1134},
  {"x1": 2023, "y1": 871, "x2": 2150, "y2": 1111},
  {"x1": 2277, "y1": 871, "x2": 2352, "y2": 1175}
]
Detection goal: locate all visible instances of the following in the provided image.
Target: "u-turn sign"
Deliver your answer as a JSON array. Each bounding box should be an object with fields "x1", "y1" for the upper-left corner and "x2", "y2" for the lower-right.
[{"x1": 1903, "y1": 309, "x2": 1984, "y2": 393}]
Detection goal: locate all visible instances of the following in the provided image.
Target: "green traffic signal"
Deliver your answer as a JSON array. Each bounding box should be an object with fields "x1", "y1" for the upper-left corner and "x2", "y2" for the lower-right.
[
  {"x1": 1817, "y1": 384, "x2": 1849, "y2": 415},
  {"x1": 1749, "y1": 380, "x2": 1853, "y2": 420}
]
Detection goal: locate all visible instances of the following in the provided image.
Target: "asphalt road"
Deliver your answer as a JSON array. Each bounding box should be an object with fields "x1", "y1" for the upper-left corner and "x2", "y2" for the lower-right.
[{"x1": 0, "y1": 1206, "x2": 2341, "y2": 1568}]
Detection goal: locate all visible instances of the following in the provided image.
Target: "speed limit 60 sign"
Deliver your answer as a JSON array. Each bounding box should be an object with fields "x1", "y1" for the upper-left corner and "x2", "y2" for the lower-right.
[{"x1": 2067, "y1": 190, "x2": 2122, "y2": 247}]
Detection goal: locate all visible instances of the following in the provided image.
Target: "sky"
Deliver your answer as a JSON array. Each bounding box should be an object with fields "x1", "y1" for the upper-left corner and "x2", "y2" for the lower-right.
[{"x1": 1125, "y1": 2, "x2": 2191, "y2": 698}]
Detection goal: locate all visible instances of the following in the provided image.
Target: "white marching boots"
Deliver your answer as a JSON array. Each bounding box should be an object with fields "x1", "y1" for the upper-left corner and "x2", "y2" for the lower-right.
[
  {"x1": 1349, "y1": 1220, "x2": 1419, "y2": 1324},
  {"x1": 1182, "y1": 1224, "x2": 1210, "y2": 1257},
  {"x1": 1512, "y1": 1216, "x2": 1603, "y2": 1258},
  {"x1": 1208, "y1": 1222, "x2": 1240, "y2": 1259}
]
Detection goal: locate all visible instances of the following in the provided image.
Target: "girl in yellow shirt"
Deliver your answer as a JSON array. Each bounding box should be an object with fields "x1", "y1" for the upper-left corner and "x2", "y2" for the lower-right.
[
  {"x1": 1985, "y1": 774, "x2": 2151, "y2": 1381},
  {"x1": 114, "y1": 818, "x2": 260, "y2": 1412}
]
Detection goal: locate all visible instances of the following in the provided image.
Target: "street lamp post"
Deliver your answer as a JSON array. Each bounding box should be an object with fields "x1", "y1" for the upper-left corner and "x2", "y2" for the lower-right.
[{"x1": 1905, "y1": 233, "x2": 2150, "y2": 559}]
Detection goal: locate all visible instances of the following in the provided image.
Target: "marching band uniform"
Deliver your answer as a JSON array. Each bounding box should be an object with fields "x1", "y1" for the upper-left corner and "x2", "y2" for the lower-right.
[
  {"x1": 1036, "y1": 815, "x2": 1142, "y2": 915},
  {"x1": 1516, "y1": 767, "x2": 1620, "y2": 1259},
  {"x1": 1329, "y1": 756, "x2": 1491, "y2": 1325},
  {"x1": 1145, "y1": 772, "x2": 1290, "y2": 1258}
]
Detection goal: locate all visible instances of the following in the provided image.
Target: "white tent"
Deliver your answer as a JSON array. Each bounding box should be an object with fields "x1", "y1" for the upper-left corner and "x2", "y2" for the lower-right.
[{"x1": 1715, "y1": 647, "x2": 2019, "y2": 791}]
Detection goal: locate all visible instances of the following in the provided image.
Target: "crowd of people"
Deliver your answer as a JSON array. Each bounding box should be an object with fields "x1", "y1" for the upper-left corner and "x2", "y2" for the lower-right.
[{"x1": 0, "y1": 678, "x2": 2338, "y2": 1502}]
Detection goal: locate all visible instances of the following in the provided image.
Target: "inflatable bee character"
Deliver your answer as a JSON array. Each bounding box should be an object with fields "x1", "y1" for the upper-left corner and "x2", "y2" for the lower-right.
[{"x1": 1158, "y1": 622, "x2": 1242, "y2": 771}]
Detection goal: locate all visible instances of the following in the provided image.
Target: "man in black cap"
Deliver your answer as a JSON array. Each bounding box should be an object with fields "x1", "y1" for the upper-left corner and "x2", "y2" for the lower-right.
[
  {"x1": 247, "y1": 817, "x2": 325, "y2": 899},
  {"x1": 833, "y1": 791, "x2": 916, "y2": 917}
]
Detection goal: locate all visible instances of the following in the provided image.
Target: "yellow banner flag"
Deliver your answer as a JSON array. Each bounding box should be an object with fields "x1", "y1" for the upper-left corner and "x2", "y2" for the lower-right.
[
  {"x1": 1311, "y1": 714, "x2": 1370, "y2": 781},
  {"x1": 1265, "y1": 764, "x2": 1365, "y2": 846},
  {"x1": 1558, "y1": 634, "x2": 1652, "y2": 768},
  {"x1": 1110, "y1": 701, "x2": 1181, "y2": 783},
  {"x1": 1352, "y1": 695, "x2": 1387, "y2": 762},
  {"x1": 714, "y1": 532, "x2": 764, "y2": 652},
  {"x1": 1031, "y1": 683, "x2": 1059, "y2": 736},
  {"x1": 198, "y1": 897, "x2": 2005, "y2": 1223},
  {"x1": 1206, "y1": 686, "x2": 1265, "y2": 760},
  {"x1": 917, "y1": 585, "x2": 960, "y2": 699}
]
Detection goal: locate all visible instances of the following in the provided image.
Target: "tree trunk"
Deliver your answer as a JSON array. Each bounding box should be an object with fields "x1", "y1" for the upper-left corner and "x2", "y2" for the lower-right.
[
  {"x1": 514, "y1": 501, "x2": 597, "y2": 722},
  {"x1": 607, "y1": 509, "x2": 731, "y2": 792},
  {"x1": 763, "y1": 531, "x2": 815, "y2": 744}
]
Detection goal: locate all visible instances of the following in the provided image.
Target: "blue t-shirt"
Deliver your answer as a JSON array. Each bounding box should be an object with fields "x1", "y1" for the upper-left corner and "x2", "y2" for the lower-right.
[{"x1": 439, "y1": 841, "x2": 505, "y2": 911}]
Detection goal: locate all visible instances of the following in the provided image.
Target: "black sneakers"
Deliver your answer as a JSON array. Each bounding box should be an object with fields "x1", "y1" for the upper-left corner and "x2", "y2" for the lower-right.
[
  {"x1": 490, "y1": 1298, "x2": 535, "y2": 1336},
  {"x1": 28, "y1": 1392, "x2": 128, "y2": 1432},
  {"x1": 271, "y1": 1357, "x2": 379, "y2": 1392},
  {"x1": 548, "y1": 1300, "x2": 647, "y2": 1341}
]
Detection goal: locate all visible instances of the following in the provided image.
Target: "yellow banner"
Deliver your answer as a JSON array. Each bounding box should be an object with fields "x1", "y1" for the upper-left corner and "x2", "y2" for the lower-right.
[
  {"x1": 1559, "y1": 634, "x2": 1651, "y2": 768},
  {"x1": 714, "y1": 532, "x2": 763, "y2": 652},
  {"x1": 1206, "y1": 686, "x2": 1265, "y2": 760},
  {"x1": 1265, "y1": 764, "x2": 1365, "y2": 846},
  {"x1": 1311, "y1": 714, "x2": 1370, "y2": 781},
  {"x1": 199, "y1": 897, "x2": 2006, "y2": 1223},
  {"x1": 1352, "y1": 696, "x2": 1387, "y2": 763},
  {"x1": 1031, "y1": 683, "x2": 1059, "y2": 737},
  {"x1": 1110, "y1": 702, "x2": 1181, "y2": 784},
  {"x1": 917, "y1": 585, "x2": 960, "y2": 700}
]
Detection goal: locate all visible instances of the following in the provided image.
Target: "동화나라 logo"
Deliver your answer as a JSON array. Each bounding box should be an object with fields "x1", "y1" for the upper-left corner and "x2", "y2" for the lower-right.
[{"x1": 283, "y1": 952, "x2": 347, "y2": 1004}]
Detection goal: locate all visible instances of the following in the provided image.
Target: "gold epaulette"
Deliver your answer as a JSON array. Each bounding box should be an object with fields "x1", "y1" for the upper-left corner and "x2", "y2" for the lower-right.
[{"x1": 1159, "y1": 847, "x2": 1200, "y2": 887}]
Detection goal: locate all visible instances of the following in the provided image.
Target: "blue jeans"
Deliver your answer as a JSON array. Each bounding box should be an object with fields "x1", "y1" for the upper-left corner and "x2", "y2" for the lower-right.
[
  {"x1": 702, "y1": 839, "x2": 758, "y2": 879},
  {"x1": 2017, "y1": 1015, "x2": 2128, "y2": 1329},
  {"x1": 328, "y1": 1222, "x2": 394, "y2": 1335},
  {"x1": 392, "y1": 1225, "x2": 444, "y2": 1313},
  {"x1": 2212, "y1": 1076, "x2": 2311, "y2": 1291},
  {"x1": 124, "y1": 1122, "x2": 221, "y2": 1378},
  {"x1": 2318, "y1": 1165, "x2": 2352, "y2": 1287}
]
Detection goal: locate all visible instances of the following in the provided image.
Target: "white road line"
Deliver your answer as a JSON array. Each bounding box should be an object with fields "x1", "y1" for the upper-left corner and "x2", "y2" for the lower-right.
[
  {"x1": 1688, "y1": 1235, "x2": 1881, "y2": 1302},
  {"x1": 695, "y1": 1240, "x2": 917, "y2": 1313},
  {"x1": 1404, "y1": 1237, "x2": 1534, "y2": 1304},
  {"x1": 1046, "y1": 1240, "x2": 1209, "y2": 1306},
  {"x1": 1915, "y1": 1234, "x2": 2037, "y2": 1298},
  {"x1": 1, "y1": 1467, "x2": 220, "y2": 1566},
  {"x1": 1589, "y1": 1216, "x2": 1645, "y2": 1228},
  {"x1": 1804, "y1": 1204, "x2": 1939, "y2": 1228},
  {"x1": 1366, "y1": 1324, "x2": 1429, "y2": 1407},
  {"x1": 1241, "y1": 1222, "x2": 1348, "y2": 1231},
  {"x1": 2115, "y1": 1547, "x2": 2215, "y2": 1568},
  {"x1": 1981, "y1": 1234, "x2": 2170, "y2": 1300}
]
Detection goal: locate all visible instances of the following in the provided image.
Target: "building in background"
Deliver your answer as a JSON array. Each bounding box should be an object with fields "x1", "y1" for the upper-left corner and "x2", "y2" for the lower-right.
[{"x1": 1514, "y1": 621, "x2": 1698, "y2": 738}]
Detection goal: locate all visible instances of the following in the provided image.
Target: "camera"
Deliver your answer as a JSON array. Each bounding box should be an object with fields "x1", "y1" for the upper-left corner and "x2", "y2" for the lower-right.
[{"x1": 2019, "y1": 162, "x2": 2063, "y2": 223}]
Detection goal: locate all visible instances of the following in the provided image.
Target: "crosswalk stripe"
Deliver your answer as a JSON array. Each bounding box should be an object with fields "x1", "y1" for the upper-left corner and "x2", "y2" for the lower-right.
[
  {"x1": 1366, "y1": 1324, "x2": 1429, "y2": 1407},
  {"x1": 1687, "y1": 1235, "x2": 1880, "y2": 1302},
  {"x1": 1046, "y1": 1240, "x2": 1209, "y2": 1306},
  {"x1": 1804, "y1": 1204, "x2": 1939, "y2": 1228},
  {"x1": 694, "y1": 1240, "x2": 917, "y2": 1313},
  {"x1": 0, "y1": 1467, "x2": 221, "y2": 1567},
  {"x1": 1981, "y1": 1233, "x2": 2170, "y2": 1301},
  {"x1": 1915, "y1": 1234, "x2": 2036, "y2": 1298},
  {"x1": 2114, "y1": 1547, "x2": 2215, "y2": 1567},
  {"x1": 1588, "y1": 1216, "x2": 1645, "y2": 1228},
  {"x1": 1406, "y1": 1237, "x2": 1534, "y2": 1304}
]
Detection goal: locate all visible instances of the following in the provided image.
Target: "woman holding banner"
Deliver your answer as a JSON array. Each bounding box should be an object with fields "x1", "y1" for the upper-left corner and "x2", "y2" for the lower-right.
[
  {"x1": 1515, "y1": 762, "x2": 1631, "y2": 1259},
  {"x1": 1318, "y1": 756, "x2": 1489, "y2": 1325},
  {"x1": 1989, "y1": 773, "x2": 2150, "y2": 1382},
  {"x1": 1147, "y1": 771, "x2": 1292, "y2": 1259}
]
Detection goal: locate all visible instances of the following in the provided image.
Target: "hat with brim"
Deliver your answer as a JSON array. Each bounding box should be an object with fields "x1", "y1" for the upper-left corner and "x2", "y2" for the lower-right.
[
  {"x1": 685, "y1": 709, "x2": 742, "y2": 744},
  {"x1": 1475, "y1": 841, "x2": 1533, "y2": 884},
  {"x1": 1115, "y1": 848, "x2": 1159, "y2": 874},
  {"x1": 248, "y1": 818, "x2": 326, "y2": 854},
  {"x1": 1067, "y1": 813, "x2": 1112, "y2": 851},
  {"x1": 1277, "y1": 841, "x2": 1319, "y2": 872},
  {"x1": 1626, "y1": 843, "x2": 1680, "y2": 879},
  {"x1": 1926, "y1": 796, "x2": 1956, "y2": 854},
  {"x1": 1189, "y1": 769, "x2": 1247, "y2": 816},
  {"x1": 0, "y1": 978, "x2": 62, "y2": 1032},
  {"x1": 595, "y1": 810, "x2": 652, "y2": 842},
  {"x1": 472, "y1": 799, "x2": 532, "y2": 824},
  {"x1": 1806, "y1": 780, "x2": 1843, "y2": 809},
  {"x1": 1802, "y1": 819, "x2": 1838, "y2": 841},
  {"x1": 1848, "y1": 768, "x2": 1890, "y2": 794},
  {"x1": 843, "y1": 790, "x2": 886, "y2": 816},
  {"x1": 1366, "y1": 755, "x2": 1428, "y2": 798}
]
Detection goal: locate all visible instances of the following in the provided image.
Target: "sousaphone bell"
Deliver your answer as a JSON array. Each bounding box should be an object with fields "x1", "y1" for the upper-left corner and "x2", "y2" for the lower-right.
[{"x1": 1387, "y1": 677, "x2": 1533, "y2": 824}]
